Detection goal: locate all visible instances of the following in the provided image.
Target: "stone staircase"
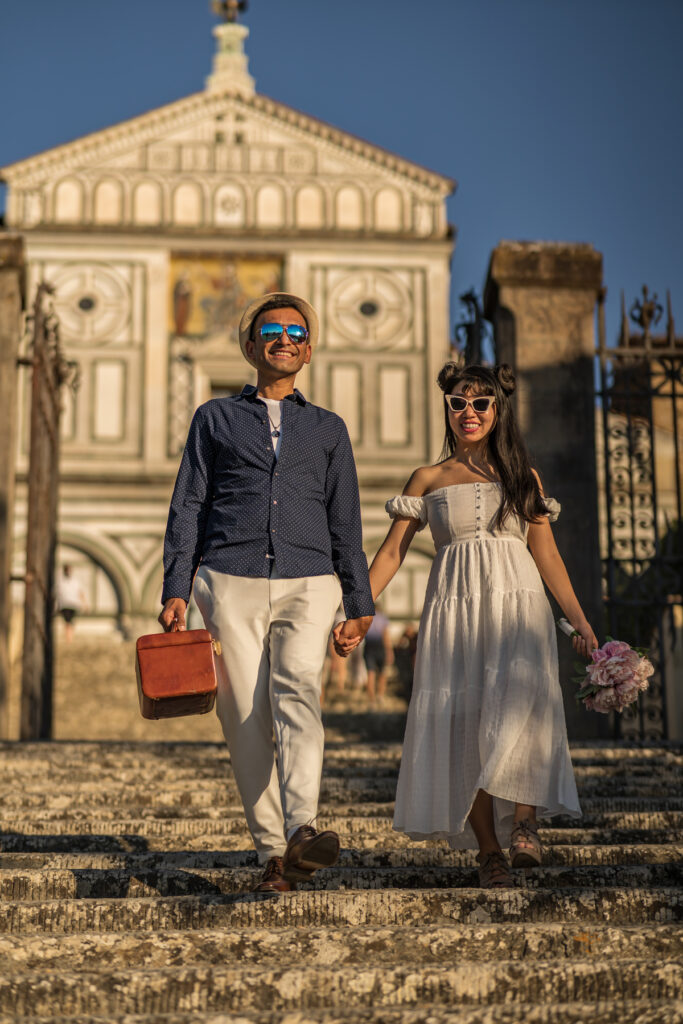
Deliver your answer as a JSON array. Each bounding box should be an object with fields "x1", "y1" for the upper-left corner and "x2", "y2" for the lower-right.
[{"x1": 0, "y1": 719, "x2": 681, "y2": 1022}]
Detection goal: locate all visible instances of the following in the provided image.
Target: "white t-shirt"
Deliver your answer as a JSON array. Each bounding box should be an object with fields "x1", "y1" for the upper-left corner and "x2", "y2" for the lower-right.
[
  {"x1": 259, "y1": 397, "x2": 283, "y2": 573},
  {"x1": 260, "y1": 397, "x2": 283, "y2": 459}
]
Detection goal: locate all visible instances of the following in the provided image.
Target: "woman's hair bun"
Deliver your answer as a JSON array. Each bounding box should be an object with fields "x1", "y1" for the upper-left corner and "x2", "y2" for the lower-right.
[
  {"x1": 495, "y1": 364, "x2": 516, "y2": 395},
  {"x1": 436, "y1": 361, "x2": 460, "y2": 393}
]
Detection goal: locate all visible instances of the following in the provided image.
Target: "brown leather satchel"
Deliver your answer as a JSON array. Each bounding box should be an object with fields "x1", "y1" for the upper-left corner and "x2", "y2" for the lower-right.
[{"x1": 135, "y1": 629, "x2": 221, "y2": 720}]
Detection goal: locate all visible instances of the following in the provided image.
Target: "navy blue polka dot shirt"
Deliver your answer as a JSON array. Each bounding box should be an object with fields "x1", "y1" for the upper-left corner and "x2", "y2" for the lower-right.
[{"x1": 162, "y1": 385, "x2": 374, "y2": 619}]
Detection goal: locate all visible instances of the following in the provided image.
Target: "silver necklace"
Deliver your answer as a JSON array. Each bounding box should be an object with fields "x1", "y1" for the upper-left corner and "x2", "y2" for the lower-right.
[{"x1": 265, "y1": 406, "x2": 281, "y2": 438}]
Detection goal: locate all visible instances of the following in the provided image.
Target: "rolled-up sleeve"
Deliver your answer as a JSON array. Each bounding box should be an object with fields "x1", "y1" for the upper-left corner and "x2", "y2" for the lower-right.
[
  {"x1": 161, "y1": 408, "x2": 215, "y2": 604},
  {"x1": 325, "y1": 422, "x2": 374, "y2": 619}
]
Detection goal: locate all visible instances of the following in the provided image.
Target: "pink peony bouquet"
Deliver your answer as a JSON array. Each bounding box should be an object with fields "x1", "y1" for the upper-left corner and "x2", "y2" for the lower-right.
[{"x1": 557, "y1": 619, "x2": 654, "y2": 714}]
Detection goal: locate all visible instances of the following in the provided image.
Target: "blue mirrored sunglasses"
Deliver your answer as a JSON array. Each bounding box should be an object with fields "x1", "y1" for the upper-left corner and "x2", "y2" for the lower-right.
[{"x1": 258, "y1": 323, "x2": 309, "y2": 344}]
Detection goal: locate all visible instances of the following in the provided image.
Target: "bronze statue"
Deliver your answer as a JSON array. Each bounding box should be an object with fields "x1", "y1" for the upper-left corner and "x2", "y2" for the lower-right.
[{"x1": 212, "y1": 0, "x2": 248, "y2": 23}]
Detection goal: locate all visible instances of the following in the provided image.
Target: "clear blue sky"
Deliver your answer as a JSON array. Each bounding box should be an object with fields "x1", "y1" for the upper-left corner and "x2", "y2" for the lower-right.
[{"x1": 2, "y1": 0, "x2": 681, "y2": 344}]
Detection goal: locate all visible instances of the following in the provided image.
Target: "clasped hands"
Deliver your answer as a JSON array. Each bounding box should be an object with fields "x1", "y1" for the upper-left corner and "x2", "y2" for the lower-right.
[{"x1": 332, "y1": 615, "x2": 373, "y2": 657}]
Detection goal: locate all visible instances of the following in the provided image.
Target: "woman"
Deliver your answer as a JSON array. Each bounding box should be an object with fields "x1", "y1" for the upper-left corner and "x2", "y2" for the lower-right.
[{"x1": 364, "y1": 363, "x2": 597, "y2": 888}]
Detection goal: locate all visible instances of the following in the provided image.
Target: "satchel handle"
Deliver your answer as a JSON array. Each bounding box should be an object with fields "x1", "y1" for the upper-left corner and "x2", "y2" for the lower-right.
[{"x1": 167, "y1": 619, "x2": 221, "y2": 656}]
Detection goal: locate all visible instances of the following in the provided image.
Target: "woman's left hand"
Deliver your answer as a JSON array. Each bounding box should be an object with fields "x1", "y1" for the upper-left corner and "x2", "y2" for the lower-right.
[{"x1": 571, "y1": 620, "x2": 599, "y2": 659}]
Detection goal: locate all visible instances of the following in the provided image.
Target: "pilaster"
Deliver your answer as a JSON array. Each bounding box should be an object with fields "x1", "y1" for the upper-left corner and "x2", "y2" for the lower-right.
[{"x1": 484, "y1": 241, "x2": 605, "y2": 739}]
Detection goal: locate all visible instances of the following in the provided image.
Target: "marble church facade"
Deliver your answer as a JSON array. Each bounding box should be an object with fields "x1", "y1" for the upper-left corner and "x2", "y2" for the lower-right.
[{"x1": 1, "y1": 18, "x2": 454, "y2": 632}]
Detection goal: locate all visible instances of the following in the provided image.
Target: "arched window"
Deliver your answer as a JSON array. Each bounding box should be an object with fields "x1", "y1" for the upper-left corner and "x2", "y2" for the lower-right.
[
  {"x1": 172, "y1": 182, "x2": 203, "y2": 226},
  {"x1": 54, "y1": 178, "x2": 84, "y2": 223},
  {"x1": 335, "y1": 185, "x2": 363, "y2": 229},
  {"x1": 374, "y1": 187, "x2": 403, "y2": 231},
  {"x1": 255, "y1": 184, "x2": 285, "y2": 228},
  {"x1": 133, "y1": 181, "x2": 162, "y2": 225},
  {"x1": 93, "y1": 179, "x2": 124, "y2": 225},
  {"x1": 295, "y1": 185, "x2": 324, "y2": 228}
]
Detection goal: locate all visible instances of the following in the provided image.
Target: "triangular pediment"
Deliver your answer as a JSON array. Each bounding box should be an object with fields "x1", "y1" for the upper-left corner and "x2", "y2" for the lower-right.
[
  {"x1": 1, "y1": 89, "x2": 453, "y2": 237},
  {"x1": 2, "y1": 91, "x2": 452, "y2": 191}
]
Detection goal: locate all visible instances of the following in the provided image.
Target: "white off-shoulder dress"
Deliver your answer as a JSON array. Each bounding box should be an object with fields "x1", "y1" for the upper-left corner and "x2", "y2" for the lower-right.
[{"x1": 387, "y1": 483, "x2": 581, "y2": 849}]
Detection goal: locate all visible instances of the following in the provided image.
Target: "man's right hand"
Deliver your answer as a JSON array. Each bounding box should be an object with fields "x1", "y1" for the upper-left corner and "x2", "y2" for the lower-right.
[{"x1": 158, "y1": 598, "x2": 188, "y2": 632}]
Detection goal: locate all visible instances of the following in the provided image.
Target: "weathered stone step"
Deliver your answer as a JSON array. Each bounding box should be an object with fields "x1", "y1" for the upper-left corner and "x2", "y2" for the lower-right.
[
  {"x1": 1, "y1": 810, "x2": 680, "y2": 835},
  {"x1": 3, "y1": 777, "x2": 676, "y2": 810},
  {"x1": 0, "y1": 960, "x2": 681, "y2": 1016},
  {"x1": 0, "y1": 923, "x2": 679, "y2": 972},
  {"x1": 1, "y1": 826, "x2": 678, "y2": 854},
  {"x1": 0, "y1": 741, "x2": 677, "y2": 771},
  {"x1": 1, "y1": 887, "x2": 679, "y2": 935},
  {"x1": 2, "y1": 752, "x2": 679, "y2": 773},
  {"x1": 0, "y1": 761, "x2": 679, "y2": 790},
  {"x1": 1, "y1": 1000, "x2": 678, "y2": 1024},
  {"x1": 2, "y1": 798, "x2": 682, "y2": 829},
  {"x1": 1, "y1": 842, "x2": 678, "y2": 872},
  {"x1": 1, "y1": 752, "x2": 678, "y2": 781},
  {"x1": 1, "y1": 862, "x2": 681, "y2": 901}
]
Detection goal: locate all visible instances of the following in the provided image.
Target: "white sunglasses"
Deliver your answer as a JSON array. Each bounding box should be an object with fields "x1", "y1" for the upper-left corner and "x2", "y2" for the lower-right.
[{"x1": 445, "y1": 394, "x2": 495, "y2": 413}]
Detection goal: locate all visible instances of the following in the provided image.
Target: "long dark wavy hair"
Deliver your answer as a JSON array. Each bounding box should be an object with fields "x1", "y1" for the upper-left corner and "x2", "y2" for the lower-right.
[{"x1": 437, "y1": 362, "x2": 547, "y2": 529}]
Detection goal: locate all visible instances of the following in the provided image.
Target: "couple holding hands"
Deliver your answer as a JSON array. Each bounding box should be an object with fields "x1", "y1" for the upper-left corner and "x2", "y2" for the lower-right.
[{"x1": 160, "y1": 292, "x2": 596, "y2": 892}]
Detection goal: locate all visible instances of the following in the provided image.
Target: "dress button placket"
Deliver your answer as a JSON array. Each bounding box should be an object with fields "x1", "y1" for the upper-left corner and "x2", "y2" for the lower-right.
[{"x1": 475, "y1": 483, "x2": 481, "y2": 538}]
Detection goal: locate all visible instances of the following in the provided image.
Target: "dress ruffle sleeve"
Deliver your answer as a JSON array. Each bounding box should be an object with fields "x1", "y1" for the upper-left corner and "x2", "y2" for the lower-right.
[
  {"x1": 542, "y1": 496, "x2": 561, "y2": 522},
  {"x1": 385, "y1": 495, "x2": 428, "y2": 530}
]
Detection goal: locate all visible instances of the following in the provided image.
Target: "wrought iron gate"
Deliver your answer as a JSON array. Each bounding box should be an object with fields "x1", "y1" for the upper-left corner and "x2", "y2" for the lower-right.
[{"x1": 597, "y1": 287, "x2": 683, "y2": 741}]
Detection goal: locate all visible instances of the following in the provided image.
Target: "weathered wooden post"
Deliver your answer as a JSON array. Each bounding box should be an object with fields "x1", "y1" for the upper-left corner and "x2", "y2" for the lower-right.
[
  {"x1": 0, "y1": 236, "x2": 25, "y2": 739},
  {"x1": 20, "y1": 284, "x2": 70, "y2": 740},
  {"x1": 484, "y1": 241, "x2": 605, "y2": 739}
]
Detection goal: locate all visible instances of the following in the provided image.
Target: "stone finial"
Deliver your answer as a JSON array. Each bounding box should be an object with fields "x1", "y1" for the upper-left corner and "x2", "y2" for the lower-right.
[{"x1": 206, "y1": 5, "x2": 255, "y2": 96}]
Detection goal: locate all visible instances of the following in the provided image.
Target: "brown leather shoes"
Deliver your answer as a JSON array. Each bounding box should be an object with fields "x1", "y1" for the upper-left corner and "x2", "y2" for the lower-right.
[
  {"x1": 252, "y1": 856, "x2": 295, "y2": 894},
  {"x1": 283, "y1": 824, "x2": 340, "y2": 882}
]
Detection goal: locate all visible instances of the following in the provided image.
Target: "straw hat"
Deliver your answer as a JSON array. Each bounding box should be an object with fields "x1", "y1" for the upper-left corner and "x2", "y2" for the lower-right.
[{"x1": 238, "y1": 292, "x2": 319, "y2": 368}]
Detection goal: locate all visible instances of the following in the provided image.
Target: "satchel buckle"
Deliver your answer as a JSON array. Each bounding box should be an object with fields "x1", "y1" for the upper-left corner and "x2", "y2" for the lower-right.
[{"x1": 211, "y1": 638, "x2": 222, "y2": 656}]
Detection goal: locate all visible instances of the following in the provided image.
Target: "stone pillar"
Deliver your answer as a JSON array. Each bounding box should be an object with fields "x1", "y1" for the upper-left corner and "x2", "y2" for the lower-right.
[
  {"x1": 0, "y1": 236, "x2": 25, "y2": 738},
  {"x1": 484, "y1": 241, "x2": 605, "y2": 739}
]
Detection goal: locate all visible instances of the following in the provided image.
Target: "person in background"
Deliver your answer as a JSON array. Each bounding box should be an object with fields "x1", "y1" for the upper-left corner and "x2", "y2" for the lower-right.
[
  {"x1": 362, "y1": 604, "x2": 394, "y2": 708},
  {"x1": 55, "y1": 565, "x2": 88, "y2": 644},
  {"x1": 322, "y1": 636, "x2": 348, "y2": 705},
  {"x1": 394, "y1": 622, "x2": 419, "y2": 701}
]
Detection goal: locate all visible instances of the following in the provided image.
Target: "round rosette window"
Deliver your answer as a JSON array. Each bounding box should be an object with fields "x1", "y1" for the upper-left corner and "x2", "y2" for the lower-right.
[
  {"x1": 328, "y1": 270, "x2": 413, "y2": 349},
  {"x1": 51, "y1": 263, "x2": 131, "y2": 345}
]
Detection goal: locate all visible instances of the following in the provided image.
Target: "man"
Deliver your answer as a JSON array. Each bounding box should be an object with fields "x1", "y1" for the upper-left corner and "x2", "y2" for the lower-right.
[{"x1": 159, "y1": 292, "x2": 374, "y2": 893}]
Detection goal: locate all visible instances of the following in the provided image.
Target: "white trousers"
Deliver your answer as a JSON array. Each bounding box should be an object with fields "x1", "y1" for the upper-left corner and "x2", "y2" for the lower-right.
[{"x1": 193, "y1": 566, "x2": 342, "y2": 863}]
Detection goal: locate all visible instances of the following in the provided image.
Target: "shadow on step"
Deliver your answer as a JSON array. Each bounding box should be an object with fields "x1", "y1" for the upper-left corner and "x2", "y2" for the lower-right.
[
  {"x1": 0, "y1": 830, "x2": 154, "y2": 854},
  {"x1": 323, "y1": 711, "x2": 407, "y2": 745}
]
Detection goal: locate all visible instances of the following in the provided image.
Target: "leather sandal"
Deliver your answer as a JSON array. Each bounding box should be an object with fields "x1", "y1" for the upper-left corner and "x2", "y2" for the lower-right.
[
  {"x1": 509, "y1": 819, "x2": 543, "y2": 868},
  {"x1": 477, "y1": 850, "x2": 513, "y2": 889}
]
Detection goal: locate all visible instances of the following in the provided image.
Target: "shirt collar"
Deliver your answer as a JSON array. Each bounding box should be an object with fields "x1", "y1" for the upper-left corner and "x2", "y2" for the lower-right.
[{"x1": 239, "y1": 384, "x2": 307, "y2": 406}]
